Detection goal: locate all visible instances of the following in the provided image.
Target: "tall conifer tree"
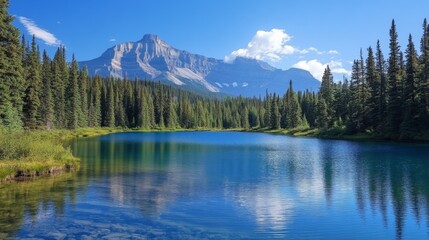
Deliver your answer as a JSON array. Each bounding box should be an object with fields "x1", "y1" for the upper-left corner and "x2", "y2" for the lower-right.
[
  {"x1": 23, "y1": 36, "x2": 42, "y2": 129},
  {"x1": 375, "y1": 40, "x2": 387, "y2": 131},
  {"x1": 400, "y1": 35, "x2": 420, "y2": 138},
  {"x1": 0, "y1": 0, "x2": 25, "y2": 129},
  {"x1": 40, "y1": 50, "x2": 55, "y2": 129},
  {"x1": 66, "y1": 55, "x2": 80, "y2": 129},
  {"x1": 387, "y1": 19, "x2": 403, "y2": 136}
]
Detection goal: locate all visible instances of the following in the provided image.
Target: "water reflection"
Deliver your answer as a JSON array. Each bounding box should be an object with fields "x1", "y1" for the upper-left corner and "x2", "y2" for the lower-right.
[
  {"x1": 0, "y1": 132, "x2": 428, "y2": 239},
  {"x1": 0, "y1": 173, "x2": 80, "y2": 238},
  {"x1": 352, "y1": 143, "x2": 429, "y2": 240}
]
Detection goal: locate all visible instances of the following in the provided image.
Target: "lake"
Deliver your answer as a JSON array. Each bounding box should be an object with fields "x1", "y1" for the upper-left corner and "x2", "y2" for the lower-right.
[{"x1": 1, "y1": 131, "x2": 429, "y2": 239}]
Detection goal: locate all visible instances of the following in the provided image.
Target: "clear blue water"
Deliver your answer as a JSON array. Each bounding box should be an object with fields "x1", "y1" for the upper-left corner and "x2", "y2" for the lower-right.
[{"x1": 1, "y1": 131, "x2": 429, "y2": 239}]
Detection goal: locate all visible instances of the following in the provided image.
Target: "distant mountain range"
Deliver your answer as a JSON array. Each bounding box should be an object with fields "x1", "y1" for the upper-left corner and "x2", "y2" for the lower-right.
[{"x1": 79, "y1": 34, "x2": 320, "y2": 97}]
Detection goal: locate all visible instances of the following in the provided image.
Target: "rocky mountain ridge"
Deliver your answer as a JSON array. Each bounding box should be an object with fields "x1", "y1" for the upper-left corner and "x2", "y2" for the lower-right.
[{"x1": 80, "y1": 34, "x2": 320, "y2": 96}]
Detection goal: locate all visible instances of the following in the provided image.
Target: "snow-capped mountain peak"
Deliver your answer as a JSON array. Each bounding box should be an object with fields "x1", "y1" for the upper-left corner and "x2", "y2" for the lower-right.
[{"x1": 79, "y1": 34, "x2": 320, "y2": 96}]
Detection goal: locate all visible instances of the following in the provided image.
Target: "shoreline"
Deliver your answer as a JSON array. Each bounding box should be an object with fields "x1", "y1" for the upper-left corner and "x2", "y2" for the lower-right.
[
  {"x1": 1, "y1": 127, "x2": 428, "y2": 184},
  {"x1": 0, "y1": 166, "x2": 78, "y2": 183}
]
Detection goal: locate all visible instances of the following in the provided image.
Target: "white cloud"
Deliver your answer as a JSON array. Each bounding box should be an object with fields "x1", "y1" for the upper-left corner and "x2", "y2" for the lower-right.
[
  {"x1": 18, "y1": 16, "x2": 62, "y2": 46},
  {"x1": 109, "y1": 38, "x2": 117, "y2": 42},
  {"x1": 225, "y1": 29, "x2": 300, "y2": 63},
  {"x1": 292, "y1": 59, "x2": 351, "y2": 81},
  {"x1": 224, "y1": 28, "x2": 341, "y2": 65}
]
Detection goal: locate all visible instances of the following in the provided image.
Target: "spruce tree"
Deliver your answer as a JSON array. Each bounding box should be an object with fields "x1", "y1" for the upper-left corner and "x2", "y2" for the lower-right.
[
  {"x1": 387, "y1": 19, "x2": 403, "y2": 136},
  {"x1": 419, "y1": 19, "x2": 429, "y2": 131},
  {"x1": 333, "y1": 77, "x2": 350, "y2": 124},
  {"x1": 163, "y1": 90, "x2": 174, "y2": 128},
  {"x1": 0, "y1": 0, "x2": 25, "y2": 129},
  {"x1": 66, "y1": 55, "x2": 81, "y2": 129},
  {"x1": 123, "y1": 80, "x2": 134, "y2": 127},
  {"x1": 348, "y1": 60, "x2": 364, "y2": 133},
  {"x1": 52, "y1": 47, "x2": 68, "y2": 128},
  {"x1": 285, "y1": 80, "x2": 302, "y2": 128},
  {"x1": 105, "y1": 79, "x2": 115, "y2": 127},
  {"x1": 140, "y1": 88, "x2": 149, "y2": 129},
  {"x1": 88, "y1": 76, "x2": 102, "y2": 127},
  {"x1": 23, "y1": 36, "x2": 42, "y2": 129},
  {"x1": 146, "y1": 89, "x2": 156, "y2": 128},
  {"x1": 114, "y1": 82, "x2": 126, "y2": 127},
  {"x1": 366, "y1": 46, "x2": 378, "y2": 130},
  {"x1": 400, "y1": 35, "x2": 420, "y2": 139},
  {"x1": 375, "y1": 40, "x2": 387, "y2": 131},
  {"x1": 270, "y1": 94, "x2": 280, "y2": 129},
  {"x1": 248, "y1": 106, "x2": 259, "y2": 128},
  {"x1": 78, "y1": 67, "x2": 89, "y2": 127},
  {"x1": 315, "y1": 96, "x2": 328, "y2": 128},
  {"x1": 263, "y1": 91, "x2": 271, "y2": 128},
  {"x1": 40, "y1": 50, "x2": 55, "y2": 130},
  {"x1": 319, "y1": 66, "x2": 334, "y2": 126},
  {"x1": 320, "y1": 66, "x2": 334, "y2": 106},
  {"x1": 154, "y1": 82, "x2": 164, "y2": 128},
  {"x1": 241, "y1": 105, "x2": 250, "y2": 129}
]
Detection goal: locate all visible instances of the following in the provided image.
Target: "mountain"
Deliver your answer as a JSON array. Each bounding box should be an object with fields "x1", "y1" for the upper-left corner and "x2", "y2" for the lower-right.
[{"x1": 79, "y1": 34, "x2": 320, "y2": 97}]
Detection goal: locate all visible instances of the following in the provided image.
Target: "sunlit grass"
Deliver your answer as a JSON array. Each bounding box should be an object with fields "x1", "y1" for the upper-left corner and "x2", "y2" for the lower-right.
[
  {"x1": 0, "y1": 127, "x2": 130, "y2": 181},
  {"x1": 0, "y1": 129, "x2": 80, "y2": 181}
]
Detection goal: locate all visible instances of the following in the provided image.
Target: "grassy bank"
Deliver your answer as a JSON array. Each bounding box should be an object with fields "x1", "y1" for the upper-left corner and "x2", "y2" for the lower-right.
[
  {"x1": 0, "y1": 127, "x2": 125, "y2": 182},
  {"x1": 0, "y1": 130, "x2": 77, "y2": 182}
]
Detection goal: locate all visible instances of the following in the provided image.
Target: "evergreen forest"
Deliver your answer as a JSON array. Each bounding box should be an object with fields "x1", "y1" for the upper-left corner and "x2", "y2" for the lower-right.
[{"x1": 1, "y1": 0, "x2": 429, "y2": 141}]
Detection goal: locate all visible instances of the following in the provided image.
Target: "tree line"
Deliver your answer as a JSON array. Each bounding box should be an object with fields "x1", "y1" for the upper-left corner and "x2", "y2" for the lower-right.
[
  {"x1": 316, "y1": 19, "x2": 429, "y2": 139},
  {"x1": 1, "y1": 0, "x2": 428, "y2": 139}
]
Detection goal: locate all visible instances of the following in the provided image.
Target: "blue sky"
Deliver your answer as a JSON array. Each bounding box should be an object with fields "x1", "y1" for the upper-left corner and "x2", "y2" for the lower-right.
[{"x1": 9, "y1": 0, "x2": 429, "y2": 80}]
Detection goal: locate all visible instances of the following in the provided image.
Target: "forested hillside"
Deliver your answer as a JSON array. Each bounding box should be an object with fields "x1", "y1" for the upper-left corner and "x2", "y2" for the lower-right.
[{"x1": 1, "y1": 0, "x2": 429, "y2": 140}]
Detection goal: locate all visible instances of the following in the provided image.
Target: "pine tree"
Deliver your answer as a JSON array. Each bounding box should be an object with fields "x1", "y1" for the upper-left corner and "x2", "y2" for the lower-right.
[
  {"x1": 52, "y1": 47, "x2": 68, "y2": 128},
  {"x1": 284, "y1": 80, "x2": 302, "y2": 128},
  {"x1": 66, "y1": 55, "x2": 81, "y2": 129},
  {"x1": 315, "y1": 96, "x2": 328, "y2": 128},
  {"x1": 123, "y1": 80, "x2": 134, "y2": 127},
  {"x1": 320, "y1": 66, "x2": 334, "y2": 106},
  {"x1": 241, "y1": 105, "x2": 250, "y2": 129},
  {"x1": 40, "y1": 50, "x2": 55, "y2": 130},
  {"x1": 0, "y1": 0, "x2": 25, "y2": 129},
  {"x1": 366, "y1": 46, "x2": 378, "y2": 130},
  {"x1": 419, "y1": 19, "x2": 429, "y2": 131},
  {"x1": 333, "y1": 77, "x2": 350, "y2": 125},
  {"x1": 215, "y1": 99, "x2": 223, "y2": 128},
  {"x1": 319, "y1": 66, "x2": 335, "y2": 126},
  {"x1": 263, "y1": 91, "x2": 271, "y2": 128},
  {"x1": 114, "y1": 82, "x2": 126, "y2": 127},
  {"x1": 270, "y1": 94, "x2": 280, "y2": 129},
  {"x1": 375, "y1": 40, "x2": 388, "y2": 131},
  {"x1": 400, "y1": 35, "x2": 420, "y2": 139},
  {"x1": 154, "y1": 82, "x2": 164, "y2": 128},
  {"x1": 387, "y1": 19, "x2": 403, "y2": 136},
  {"x1": 348, "y1": 60, "x2": 364, "y2": 133},
  {"x1": 105, "y1": 79, "x2": 115, "y2": 127},
  {"x1": 139, "y1": 88, "x2": 149, "y2": 128},
  {"x1": 88, "y1": 76, "x2": 102, "y2": 127},
  {"x1": 23, "y1": 36, "x2": 42, "y2": 129},
  {"x1": 248, "y1": 106, "x2": 259, "y2": 128},
  {"x1": 78, "y1": 67, "x2": 89, "y2": 127},
  {"x1": 163, "y1": 89, "x2": 174, "y2": 128},
  {"x1": 146, "y1": 89, "x2": 155, "y2": 128}
]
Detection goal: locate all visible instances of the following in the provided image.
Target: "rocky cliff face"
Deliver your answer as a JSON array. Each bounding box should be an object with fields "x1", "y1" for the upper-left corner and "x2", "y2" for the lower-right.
[{"x1": 80, "y1": 34, "x2": 320, "y2": 96}]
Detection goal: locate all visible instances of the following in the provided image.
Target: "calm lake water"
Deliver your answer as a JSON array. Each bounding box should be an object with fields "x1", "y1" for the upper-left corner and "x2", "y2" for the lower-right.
[{"x1": 1, "y1": 131, "x2": 429, "y2": 239}]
